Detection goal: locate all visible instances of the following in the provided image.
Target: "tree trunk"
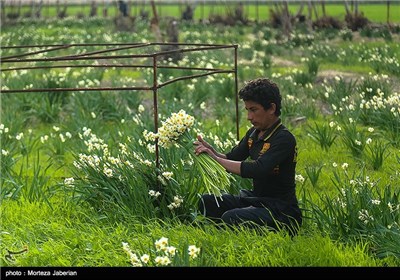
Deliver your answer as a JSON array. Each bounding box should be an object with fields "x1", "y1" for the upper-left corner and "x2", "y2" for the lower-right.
[
  {"x1": 344, "y1": 0, "x2": 351, "y2": 16},
  {"x1": 150, "y1": 0, "x2": 163, "y2": 43},
  {"x1": 307, "y1": 1, "x2": 313, "y2": 30},
  {"x1": 35, "y1": 0, "x2": 43, "y2": 18},
  {"x1": 282, "y1": 1, "x2": 292, "y2": 37},
  {"x1": 295, "y1": 2, "x2": 304, "y2": 18},
  {"x1": 354, "y1": 1, "x2": 358, "y2": 16},
  {"x1": 312, "y1": 1, "x2": 319, "y2": 20},
  {"x1": 321, "y1": 0, "x2": 326, "y2": 17}
]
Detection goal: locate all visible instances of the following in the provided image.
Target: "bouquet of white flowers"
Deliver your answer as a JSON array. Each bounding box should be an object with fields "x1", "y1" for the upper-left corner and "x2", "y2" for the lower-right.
[{"x1": 147, "y1": 109, "x2": 232, "y2": 202}]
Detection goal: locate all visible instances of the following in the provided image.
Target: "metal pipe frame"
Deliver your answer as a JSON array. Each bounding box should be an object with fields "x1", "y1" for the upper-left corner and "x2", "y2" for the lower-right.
[{"x1": 1, "y1": 42, "x2": 239, "y2": 168}]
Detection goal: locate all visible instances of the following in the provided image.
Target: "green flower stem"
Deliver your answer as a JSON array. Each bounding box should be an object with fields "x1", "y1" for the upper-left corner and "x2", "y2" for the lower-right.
[{"x1": 180, "y1": 132, "x2": 232, "y2": 202}]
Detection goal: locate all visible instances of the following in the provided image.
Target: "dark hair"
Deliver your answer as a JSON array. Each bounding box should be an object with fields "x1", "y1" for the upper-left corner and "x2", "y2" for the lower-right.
[{"x1": 238, "y1": 78, "x2": 282, "y2": 116}]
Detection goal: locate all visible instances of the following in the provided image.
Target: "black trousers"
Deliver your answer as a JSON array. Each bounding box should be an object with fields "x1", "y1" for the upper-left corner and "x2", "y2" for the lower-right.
[{"x1": 198, "y1": 193, "x2": 302, "y2": 235}]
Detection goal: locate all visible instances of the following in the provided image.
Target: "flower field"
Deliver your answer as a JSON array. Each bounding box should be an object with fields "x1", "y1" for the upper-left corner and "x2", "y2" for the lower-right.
[{"x1": 1, "y1": 14, "x2": 400, "y2": 268}]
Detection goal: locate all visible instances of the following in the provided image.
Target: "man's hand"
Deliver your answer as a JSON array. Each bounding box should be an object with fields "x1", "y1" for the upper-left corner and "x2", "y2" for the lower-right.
[
  {"x1": 194, "y1": 135, "x2": 228, "y2": 161},
  {"x1": 194, "y1": 135, "x2": 213, "y2": 156}
]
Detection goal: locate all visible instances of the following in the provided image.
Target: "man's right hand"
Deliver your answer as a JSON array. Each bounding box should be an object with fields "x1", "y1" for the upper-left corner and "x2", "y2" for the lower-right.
[{"x1": 194, "y1": 135, "x2": 214, "y2": 156}]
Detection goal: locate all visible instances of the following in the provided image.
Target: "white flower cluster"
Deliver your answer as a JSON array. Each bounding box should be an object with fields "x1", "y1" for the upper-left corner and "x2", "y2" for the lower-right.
[
  {"x1": 295, "y1": 174, "x2": 305, "y2": 183},
  {"x1": 167, "y1": 195, "x2": 184, "y2": 210},
  {"x1": 156, "y1": 109, "x2": 195, "y2": 149},
  {"x1": 122, "y1": 237, "x2": 200, "y2": 267}
]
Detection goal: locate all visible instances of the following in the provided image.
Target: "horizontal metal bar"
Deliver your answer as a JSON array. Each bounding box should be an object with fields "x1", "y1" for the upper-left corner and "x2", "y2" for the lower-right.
[
  {"x1": 1, "y1": 64, "x2": 227, "y2": 72},
  {"x1": 1, "y1": 86, "x2": 153, "y2": 93},
  {"x1": 158, "y1": 69, "x2": 235, "y2": 88}
]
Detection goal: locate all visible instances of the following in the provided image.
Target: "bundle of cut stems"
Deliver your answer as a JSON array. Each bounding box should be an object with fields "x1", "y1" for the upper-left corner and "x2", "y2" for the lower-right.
[{"x1": 154, "y1": 110, "x2": 233, "y2": 204}]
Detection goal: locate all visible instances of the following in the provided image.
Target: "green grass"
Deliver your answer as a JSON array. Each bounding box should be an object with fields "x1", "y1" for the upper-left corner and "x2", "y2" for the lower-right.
[
  {"x1": 319, "y1": 63, "x2": 372, "y2": 75},
  {"x1": 4, "y1": 3, "x2": 400, "y2": 23},
  {"x1": 2, "y1": 197, "x2": 396, "y2": 267}
]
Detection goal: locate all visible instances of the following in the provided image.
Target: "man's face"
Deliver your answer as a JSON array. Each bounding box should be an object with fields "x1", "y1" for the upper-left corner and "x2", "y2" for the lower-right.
[{"x1": 244, "y1": 100, "x2": 276, "y2": 131}]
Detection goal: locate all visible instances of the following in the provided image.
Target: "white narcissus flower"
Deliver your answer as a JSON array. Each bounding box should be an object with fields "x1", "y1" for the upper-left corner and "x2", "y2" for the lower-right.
[
  {"x1": 155, "y1": 237, "x2": 168, "y2": 252},
  {"x1": 162, "y1": 171, "x2": 173, "y2": 180},
  {"x1": 188, "y1": 245, "x2": 201, "y2": 259}
]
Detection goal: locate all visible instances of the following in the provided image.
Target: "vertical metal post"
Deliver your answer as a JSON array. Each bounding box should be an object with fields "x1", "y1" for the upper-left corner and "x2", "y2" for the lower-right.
[
  {"x1": 234, "y1": 44, "x2": 239, "y2": 141},
  {"x1": 201, "y1": 0, "x2": 204, "y2": 22},
  {"x1": 387, "y1": 0, "x2": 390, "y2": 25},
  {"x1": 152, "y1": 54, "x2": 160, "y2": 169}
]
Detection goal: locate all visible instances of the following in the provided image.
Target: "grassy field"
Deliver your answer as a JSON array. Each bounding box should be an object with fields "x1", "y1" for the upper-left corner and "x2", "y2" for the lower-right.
[{"x1": 3, "y1": 2, "x2": 400, "y2": 23}]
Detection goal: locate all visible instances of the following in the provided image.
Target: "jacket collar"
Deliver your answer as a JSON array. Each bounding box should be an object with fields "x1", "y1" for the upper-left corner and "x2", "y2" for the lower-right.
[{"x1": 249, "y1": 119, "x2": 282, "y2": 142}]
